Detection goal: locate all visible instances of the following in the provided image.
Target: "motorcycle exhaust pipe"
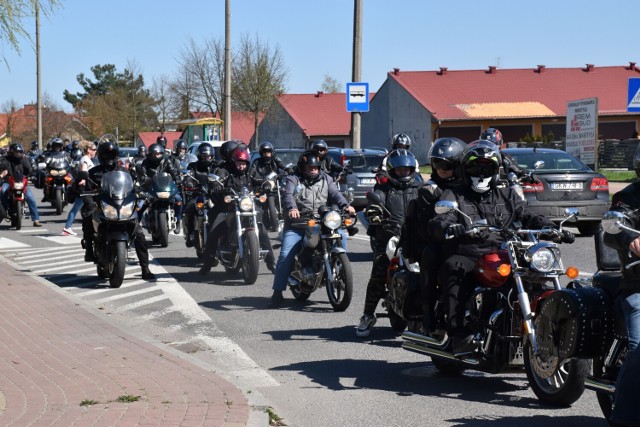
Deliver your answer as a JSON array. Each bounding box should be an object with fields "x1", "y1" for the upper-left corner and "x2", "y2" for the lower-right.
[
  {"x1": 402, "y1": 341, "x2": 480, "y2": 365},
  {"x1": 402, "y1": 331, "x2": 448, "y2": 349},
  {"x1": 585, "y1": 376, "x2": 615, "y2": 394}
]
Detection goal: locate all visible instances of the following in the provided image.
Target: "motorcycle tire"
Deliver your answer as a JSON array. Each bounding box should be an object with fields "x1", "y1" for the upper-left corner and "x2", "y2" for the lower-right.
[
  {"x1": 13, "y1": 201, "x2": 23, "y2": 230},
  {"x1": 267, "y1": 196, "x2": 279, "y2": 232},
  {"x1": 242, "y1": 232, "x2": 260, "y2": 285},
  {"x1": 431, "y1": 357, "x2": 466, "y2": 375},
  {"x1": 291, "y1": 284, "x2": 311, "y2": 301},
  {"x1": 158, "y1": 212, "x2": 169, "y2": 248},
  {"x1": 55, "y1": 188, "x2": 63, "y2": 215},
  {"x1": 388, "y1": 309, "x2": 408, "y2": 333},
  {"x1": 592, "y1": 356, "x2": 615, "y2": 423},
  {"x1": 109, "y1": 241, "x2": 127, "y2": 289},
  {"x1": 523, "y1": 339, "x2": 589, "y2": 407},
  {"x1": 326, "y1": 252, "x2": 353, "y2": 312},
  {"x1": 195, "y1": 232, "x2": 205, "y2": 260}
]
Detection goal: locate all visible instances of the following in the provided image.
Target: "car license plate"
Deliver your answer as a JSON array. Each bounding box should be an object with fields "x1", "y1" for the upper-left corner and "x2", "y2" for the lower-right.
[
  {"x1": 550, "y1": 182, "x2": 583, "y2": 190},
  {"x1": 361, "y1": 178, "x2": 376, "y2": 185}
]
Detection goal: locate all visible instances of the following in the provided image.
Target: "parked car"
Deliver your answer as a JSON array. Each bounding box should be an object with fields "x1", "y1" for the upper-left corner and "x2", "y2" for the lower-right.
[
  {"x1": 502, "y1": 147, "x2": 610, "y2": 235},
  {"x1": 187, "y1": 141, "x2": 226, "y2": 164},
  {"x1": 326, "y1": 148, "x2": 387, "y2": 209},
  {"x1": 249, "y1": 148, "x2": 306, "y2": 169},
  {"x1": 117, "y1": 147, "x2": 139, "y2": 168}
]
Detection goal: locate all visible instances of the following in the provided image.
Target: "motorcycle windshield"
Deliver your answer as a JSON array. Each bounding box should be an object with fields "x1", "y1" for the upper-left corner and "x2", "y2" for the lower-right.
[
  {"x1": 47, "y1": 154, "x2": 70, "y2": 170},
  {"x1": 101, "y1": 171, "x2": 134, "y2": 201},
  {"x1": 179, "y1": 154, "x2": 197, "y2": 170},
  {"x1": 152, "y1": 172, "x2": 177, "y2": 192}
]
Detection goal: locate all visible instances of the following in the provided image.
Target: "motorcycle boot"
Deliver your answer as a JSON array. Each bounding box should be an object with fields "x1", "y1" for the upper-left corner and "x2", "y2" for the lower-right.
[
  {"x1": 198, "y1": 254, "x2": 219, "y2": 275},
  {"x1": 174, "y1": 220, "x2": 182, "y2": 235},
  {"x1": 141, "y1": 265, "x2": 156, "y2": 281}
]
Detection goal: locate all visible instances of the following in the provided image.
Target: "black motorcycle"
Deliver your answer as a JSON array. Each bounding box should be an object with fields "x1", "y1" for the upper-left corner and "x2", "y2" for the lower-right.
[
  {"x1": 260, "y1": 171, "x2": 285, "y2": 233},
  {"x1": 183, "y1": 171, "x2": 219, "y2": 260},
  {"x1": 141, "y1": 172, "x2": 179, "y2": 248},
  {"x1": 44, "y1": 154, "x2": 72, "y2": 215}
]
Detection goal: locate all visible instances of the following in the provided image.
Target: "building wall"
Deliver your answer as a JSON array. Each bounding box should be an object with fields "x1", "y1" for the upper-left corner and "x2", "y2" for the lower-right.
[{"x1": 256, "y1": 101, "x2": 306, "y2": 149}]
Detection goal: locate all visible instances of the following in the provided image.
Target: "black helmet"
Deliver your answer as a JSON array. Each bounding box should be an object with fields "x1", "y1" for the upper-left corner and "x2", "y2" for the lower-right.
[
  {"x1": 480, "y1": 128, "x2": 504, "y2": 148},
  {"x1": 31, "y1": 140, "x2": 39, "y2": 149},
  {"x1": 174, "y1": 140, "x2": 188, "y2": 153},
  {"x1": 391, "y1": 133, "x2": 412, "y2": 150},
  {"x1": 220, "y1": 139, "x2": 247, "y2": 162},
  {"x1": 461, "y1": 140, "x2": 502, "y2": 194},
  {"x1": 156, "y1": 135, "x2": 168, "y2": 149},
  {"x1": 8, "y1": 143, "x2": 24, "y2": 158},
  {"x1": 51, "y1": 137, "x2": 64, "y2": 151},
  {"x1": 137, "y1": 145, "x2": 148, "y2": 157},
  {"x1": 70, "y1": 148, "x2": 83, "y2": 161},
  {"x1": 97, "y1": 141, "x2": 119, "y2": 169},
  {"x1": 259, "y1": 142, "x2": 274, "y2": 157},
  {"x1": 46, "y1": 142, "x2": 52, "y2": 151},
  {"x1": 310, "y1": 140, "x2": 329, "y2": 158},
  {"x1": 148, "y1": 143, "x2": 165, "y2": 167},
  {"x1": 297, "y1": 150, "x2": 322, "y2": 183},
  {"x1": 71, "y1": 140, "x2": 80, "y2": 149},
  {"x1": 386, "y1": 149, "x2": 417, "y2": 186},
  {"x1": 429, "y1": 137, "x2": 466, "y2": 176},
  {"x1": 197, "y1": 142, "x2": 214, "y2": 166}
]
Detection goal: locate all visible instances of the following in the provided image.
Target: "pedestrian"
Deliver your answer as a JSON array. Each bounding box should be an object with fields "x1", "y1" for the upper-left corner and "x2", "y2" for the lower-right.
[{"x1": 62, "y1": 140, "x2": 96, "y2": 235}]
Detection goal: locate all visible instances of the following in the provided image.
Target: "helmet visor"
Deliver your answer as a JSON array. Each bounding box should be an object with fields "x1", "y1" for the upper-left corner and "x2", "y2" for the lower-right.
[{"x1": 432, "y1": 158, "x2": 456, "y2": 171}]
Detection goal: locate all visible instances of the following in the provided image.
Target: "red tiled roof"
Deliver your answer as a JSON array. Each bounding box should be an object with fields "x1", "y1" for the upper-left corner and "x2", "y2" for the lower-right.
[
  {"x1": 138, "y1": 131, "x2": 183, "y2": 150},
  {"x1": 388, "y1": 64, "x2": 640, "y2": 121},
  {"x1": 277, "y1": 92, "x2": 374, "y2": 137}
]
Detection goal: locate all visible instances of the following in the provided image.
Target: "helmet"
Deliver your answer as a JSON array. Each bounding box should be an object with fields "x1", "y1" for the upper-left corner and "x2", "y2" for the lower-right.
[
  {"x1": 197, "y1": 142, "x2": 214, "y2": 165},
  {"x1": 386, "y1": 149, "x2": 417, "y2": 186},
  {"x1": 31, "y1": 140, "x2": 39, "y2": 149},
  {"x1": 137, "y1": 145, "x2": 147, "y2": 157},
  {"x1": 461, "y1": 140, "x2": 502, "y2": 193},
  {"x1": 310, "y1": 140, "x2": 329, "y2": 158},
  {"x1": 220, "y1": 140, "x2": 246, "y2": 161},
  {"x1": 51, "y1": 138, "x2": 64, "y2": 151},
  {"x1": 297, "y1": 150, "x2": 322, "y2": 183},
  {"x1": 230, "y1": 147, "x2": 250, "y2": 174},
  {"x1": 71, "y1": 140, "x2": 80, "y2": 149},
  {"x1": 70, "y1": 148, "x2": 83, "y2": 161},
  {"x1": 156, "y1": 135, "x2": 168, "y2": 149},
  {"x1": 480, "y1": 128, "x2": 504, "y2": 148},
  {"x1": 97, "y1": 141, "x2": 119, "y2": 169},
  {"x1": 46, "y1": 142, "x2": 52, "y2": 151},
  {"x1": 174, "y1": 140, "x2": 188, "y2": 154},
  {"x1": 8, "y1": 143, "x2": 24, "y2": 158},
  {"x1": 633, "y1": 143, "x2": 640, "y2": 179},
  {"x1": 259, "y1": 142, "x2": 274, "y2": 157},
  {"x1": 147, "y1": 143, "x2": 165, "y2": 167},
  {"x1": 429, "y1": 137, "x2": 466, "y2": 177},
  {"x1": 391, "y1": 133, "x2": 412, "y2": 150}
]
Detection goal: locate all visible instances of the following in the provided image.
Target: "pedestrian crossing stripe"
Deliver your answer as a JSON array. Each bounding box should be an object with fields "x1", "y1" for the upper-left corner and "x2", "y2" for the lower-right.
[
  {"x1": 0, "y1": 237, "x2": 30, "y2": 249},
  {"x1": 37, "y1": 235, "x2": 82, "y2": 245}
]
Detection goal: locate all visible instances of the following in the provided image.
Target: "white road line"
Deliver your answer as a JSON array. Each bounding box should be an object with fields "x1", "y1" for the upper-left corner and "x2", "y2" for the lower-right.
[
  {"x1": 74, "y1": 277, "x2": 145, "y2": 295},
  {"x1": 16, "y1": 228, "x2": 49, "y2": 233},
  {"x1": 92, "y1": 286, "x2": 162, "y2": 304},
  {"x1": 0, "y1": 238, "x2": 30, "y2": 249},
  {"x1": 52, "y1": 269, "x2": 101, "y2": 283},
  {"x1": 115, "y1": 294, "x2": 169, "y2": 311},
  {"x1": 12, "y1": 248, "x2": 84, "y2": 260},
  {"x1": 37, "y1": 235, "x2": 82, "y2": 245},
  {"x1": 20, "y1": 257, "x2": 83, "y2": 267}
]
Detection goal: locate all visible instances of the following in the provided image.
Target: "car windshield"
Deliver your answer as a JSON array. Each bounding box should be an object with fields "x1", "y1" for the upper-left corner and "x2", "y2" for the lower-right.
[
  {"x1": 276, "y1": 151, "x2": 304, "y2": 167},
  {"x1": 348, "y1": 155, "x2": 382, "y2": 172},
  {"x1": 507, "y1": 151, "x2": 590, "y2": 172}
]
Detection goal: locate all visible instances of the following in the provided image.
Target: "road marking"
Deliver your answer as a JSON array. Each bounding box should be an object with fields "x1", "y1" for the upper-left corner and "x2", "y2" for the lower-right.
[
  {"x1": 51, "y1": 269, "x2": 102, "y2": 283},
  {"x1": 116, "y1": 294, "x2": 168, "y2": 311},
  {"x1": 37, "y1": 235, "x2": 82, "y2": 245},
  {"x1": 0, "y1": 238, "x2": 30, "y2": 249},
  {"x1": 16, "y1": 228, "x2": 50, "y2": 233},
  {"x1": 20, "y1": 257, "x2": 82, "y2": 268},
  {"x1": 92, "y1": 286, "x2": 163, "y2": 304}
]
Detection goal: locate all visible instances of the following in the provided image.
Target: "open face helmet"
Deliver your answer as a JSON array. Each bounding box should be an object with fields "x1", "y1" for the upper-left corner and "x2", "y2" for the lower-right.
[
  {"x1": 461, "y1": 140, "x2": 502, "y2": 193},
  {"x1": 137, "y1": 145, "x2": 148, "y2": 158},
  {"x1": 391, "y1": 133, "x2": 412, "y2": 150},
  {"x1": 259, "y1": 141, "x2": 274, "y2": 158},
  {"x1": 51, "y1": 138, "x2": 64, "y2": 152},
  {"x1": 8, "y1": 143, "x2": 24, "y2": 159},
  {"x1": 230, "y1": 146, "x2": 250, "y2": 174}
]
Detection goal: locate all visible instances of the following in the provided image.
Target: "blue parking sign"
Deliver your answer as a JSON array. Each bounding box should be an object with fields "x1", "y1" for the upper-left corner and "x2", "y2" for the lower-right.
[
  {"x1": 346, "y1": 82, "x2": 369, "y2": 112},
  {"x1": 628, "y1": 78, "x2": 640, "y2": 112}
]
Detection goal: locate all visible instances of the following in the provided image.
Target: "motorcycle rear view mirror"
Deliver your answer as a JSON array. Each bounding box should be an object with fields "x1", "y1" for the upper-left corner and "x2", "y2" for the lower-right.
[
  {"x1": 533, "y1": 160, "x2": 545, "y2": 170},
  {"x1": 562, "y1": 208, "x2": 579, "y2": 224},
  {"x1": 602, "y1": 211, "x2": 633, "y2": 235},
  {"x1": 207, "y1": 173, "x2": 220, "y2": 182},
  {"x1": 293, "y1": 184, "x2": 303, "y2": 199},
  {"x1": 434, "y1": 200, "x2": 458, "y2": 215},
  {"x1": 366, "y1": 191, "x2": 382, "y2": 205}
]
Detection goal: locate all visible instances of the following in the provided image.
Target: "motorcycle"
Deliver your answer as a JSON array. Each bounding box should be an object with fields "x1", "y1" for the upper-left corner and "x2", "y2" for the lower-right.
[
  {"x1": 535, "y1": 210, "x2": 638, "y2": 423},
  {"x1": 183, "y1": 171, "x2": 219, "y2": 260},
  {"x1": 286, "y1": 201, "x2": 355, "y2": 312},
  {"x1": 401, "y1": 200, "x2": 589, "y2": 406},
  {"x1": 44, "y1": 154, "x2": 73, "y2": 215},
  {"x1": 260, "y1": 171, "x2": 285, "y2": 233},
  {"x1": 84, "y1": 170, "x2": 138, "y2": 289},
  {"x1": 141, "y1": 171, "x2": 179, "y2": 248},
  {"x1": 5, "y1": 175, "x2": 30, "y2": 230}
]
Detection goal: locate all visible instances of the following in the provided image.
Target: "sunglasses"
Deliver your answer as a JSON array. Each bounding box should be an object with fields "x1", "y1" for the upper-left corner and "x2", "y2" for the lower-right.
[{"x1": 431, "y1": 158, "x2": 455, "y2": 171}]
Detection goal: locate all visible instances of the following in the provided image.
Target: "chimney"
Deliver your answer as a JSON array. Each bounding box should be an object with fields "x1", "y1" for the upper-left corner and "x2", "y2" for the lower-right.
[
  {"x1": 437, "y1": 67, "x2": 448, "y2": 75},
  {"x1": 393, "y1": 68, "x2": 400, "y2": 76},
  {"x1": 315, "y1": 91, "x2": 324, "y2": 97},
  {"x1": 487, "y1": 66, "x2": 497, "y2": 74},
  {"x1": 584, "y1": 63, "x2": 595, "y2": 72},
  {"x1": 629, "y1": 61, "x2": 637, "y2": 70},
  {"x1": 535, "y1": 64, "x2": 546, "y2": 73}
]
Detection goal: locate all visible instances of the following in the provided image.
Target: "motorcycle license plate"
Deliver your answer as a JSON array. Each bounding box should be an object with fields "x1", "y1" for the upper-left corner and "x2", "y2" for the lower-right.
[
  {"x1": 16, "y1": 192, "x2": 23, "y2": 197},
  {"x1": 550, "y1": 182, "x2": 583, "y2": 190}
]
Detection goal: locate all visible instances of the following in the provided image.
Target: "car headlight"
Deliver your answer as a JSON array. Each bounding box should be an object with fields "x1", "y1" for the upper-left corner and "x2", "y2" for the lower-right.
[
  {"x1": 156, "y1": 191, "x2": 171, "y2": 199},
  {"x1": 239, "y1": 196, "x2": 253, "y2": 212},
  {"x1": 529, "y1": 247, "x2": 557, "y2": 272},
  {"x1": 101, "y1": 202, "x2": 119, "y2": 220},
  {"x1": 120, "y1": 202, "x2": 135, "y2": 219},
  {"x1": 323, "y1": 210, "x2": 342, "y2": 230}
]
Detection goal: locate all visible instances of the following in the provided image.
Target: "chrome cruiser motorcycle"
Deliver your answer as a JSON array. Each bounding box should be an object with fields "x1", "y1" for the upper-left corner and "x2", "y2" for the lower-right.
[{"x1": 402, "y1": 201, "x2": 589, "y2": 406}]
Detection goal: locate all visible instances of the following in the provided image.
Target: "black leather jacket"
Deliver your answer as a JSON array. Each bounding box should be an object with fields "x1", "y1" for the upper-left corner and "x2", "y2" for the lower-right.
[
  {"x1": 249, "y1": 156, "x2": 286, "y2": 178},
  {"x1": 0, "y1": 155, "x2": 33, "y2": 182},
  {"x1": 368, "y1": 177, "x2": 421, "y2": 247},
  {"x1": 320, "y1": 156, "x2": 344, "y2": 178}
]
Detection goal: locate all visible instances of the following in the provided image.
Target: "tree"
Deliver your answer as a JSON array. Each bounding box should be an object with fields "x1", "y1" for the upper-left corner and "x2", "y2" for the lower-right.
[
  {"x1": 151, "y1": 74, "x2": 176, "y2": 132},
  {"x1": 0, "y1": 0, "x2": 60, "y2": 65},
  {"x1": 232, "y1": 33, "x2": 287, "y2": 147},
  {"x1": 322, "y1": 75, "x2": 342, "y2": 93}
]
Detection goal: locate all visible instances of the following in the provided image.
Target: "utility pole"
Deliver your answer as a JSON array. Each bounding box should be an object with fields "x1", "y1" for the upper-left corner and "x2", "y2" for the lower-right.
[
  {"x1": 224, "y1": 0, "x2": 232, "y2": 140},
  {"x1": 350, "y1": 0, "x2": 363, "y2": 149},
  {"x1": 36, "y1": 2, "x2": 43, "y2": 150}
]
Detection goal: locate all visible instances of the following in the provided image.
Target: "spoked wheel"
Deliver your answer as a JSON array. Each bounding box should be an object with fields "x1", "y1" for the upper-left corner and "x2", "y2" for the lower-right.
[
  {"x1": 326, "y1": 252, "x2": 353, "y2": 312},
  {"x1": 241, "y1": 233, "x2": 260, "y2": 285},
  {"x1": 524, "y1": 340, "x2": 589, "y2": 406}
]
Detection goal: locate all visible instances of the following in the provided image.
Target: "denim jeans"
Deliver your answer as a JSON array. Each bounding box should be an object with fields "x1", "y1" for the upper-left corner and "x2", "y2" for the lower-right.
[
  {"x1": 271, "y1": 227, "x2": 348, "y2": 292},
  {"x1": 1, "y1": 182, "x2": 39, "y2": 221},
  {"x1": 65, "y1": 197, "x2": 84, "y2": 228},
  {"x1": 611, "y1": 292, "x2": 640, "y2": 426}
]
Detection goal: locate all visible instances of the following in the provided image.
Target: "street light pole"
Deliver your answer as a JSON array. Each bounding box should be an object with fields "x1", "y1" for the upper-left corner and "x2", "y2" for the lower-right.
[
  {"x1": 224, "y1": 0, "x2": 232, "y2": 140},
  {"x1": 350, "y1": 0, "x2": 363, "y2": 149},
  {"x1": 36, "y1": 2, "x2": 43, "y2": 150}
]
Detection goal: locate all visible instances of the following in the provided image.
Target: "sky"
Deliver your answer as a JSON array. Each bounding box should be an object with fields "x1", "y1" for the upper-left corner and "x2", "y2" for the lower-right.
[{"x1": 1, "y1": 0, "x2": 638, "y2": 113}]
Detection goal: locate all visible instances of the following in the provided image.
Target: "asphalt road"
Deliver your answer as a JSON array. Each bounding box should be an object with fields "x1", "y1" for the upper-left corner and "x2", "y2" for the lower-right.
[{"x1": 0, "y1": 186, "x2": 610, "y2": 427}]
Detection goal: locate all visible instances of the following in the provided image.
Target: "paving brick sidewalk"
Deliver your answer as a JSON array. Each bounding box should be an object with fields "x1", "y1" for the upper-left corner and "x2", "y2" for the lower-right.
[{"x1": 0, "y1": 262, "x2": 251, "y2": 426}]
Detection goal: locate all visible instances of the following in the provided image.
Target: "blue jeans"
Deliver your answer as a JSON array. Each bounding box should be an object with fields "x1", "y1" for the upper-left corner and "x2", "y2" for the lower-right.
[
  {"x1": 65, "y1": 197, "x2": 84, "y2": 228},
  {"x1": 272, "y1": 227, "x2": 348, "y2": 292},
  {"x1": 1, "y1": 182, "x2": 39, "y2": 221},
  {"x1": 174, "y1": 193, "x2": 183, "y2": 221},
  {"x1": 611, "y1": 292, "x2": 640, "y2": 426}
]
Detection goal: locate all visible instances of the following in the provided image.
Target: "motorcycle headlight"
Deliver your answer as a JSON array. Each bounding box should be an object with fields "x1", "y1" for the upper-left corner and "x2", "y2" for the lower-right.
[
  {"x1": 13, "y1": 182, "x2": 24, "y2": 190},
  {"x1": 323, "y1": 210, "x2": 342, "y2": 230},
  {"x1": 239, "y1": 196, "x2": 253, "y2": 212},
  {"x1": 120, "y1": 202, "x2": 135, "y2": 219},
  {"x1": 58, "y1": 169, "x2": 67, "y2": 176},
  {"x1": 101, "y1": 202, "x2": 119, "y2": 220},
  {"x1": 156, "y1": 191, "x2": 171, "y2": 199},
  {"x1": 529, "y1": 247, "x2": 557, "y2": 272}
]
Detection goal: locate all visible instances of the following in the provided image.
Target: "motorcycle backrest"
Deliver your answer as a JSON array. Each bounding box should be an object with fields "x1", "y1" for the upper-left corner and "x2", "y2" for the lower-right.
[{"x1": 595, "y1": 229, "x2": 621, "y2": 271}]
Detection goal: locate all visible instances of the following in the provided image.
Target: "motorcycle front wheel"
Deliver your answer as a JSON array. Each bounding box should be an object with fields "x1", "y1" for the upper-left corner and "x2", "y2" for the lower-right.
[
  {"x1": 326, "y1": 252, "x2": 353, "y2": 312},
  {"x1": 157, "y1": 212, "x2": 169, "y2": 248},
  {"x1": 524, "y1": 340, "x2": 589, "y2": 407},
  {"x1": 55, "y1": 188, "x2": 63, "y2": 215},
  {"x1": 242, "y1": 232, "x2": 260, "y2": 285},
  {"x1": 109, "y1": 241, "x2": 127, "y2": 288},
  {"x1": 12, "y1": 201, "x2": 23, "y2": 230},
  {"x1": 195, "y1": 230, "x2": 205, "y2": 260}
]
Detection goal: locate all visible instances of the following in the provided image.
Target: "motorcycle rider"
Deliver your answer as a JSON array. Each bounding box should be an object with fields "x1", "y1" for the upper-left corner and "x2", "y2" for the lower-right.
[
  {"x1": 310, "y1": 140, "x2": 344, "y2": 178},
  {"x1": 133, "y1": 145, "x2": 148, "y2": 165},
  {"x1": 172, "y1": 139, "x2": 189, "y2": 169},
  {"x1": 377, "y1": 133, "x2": 419, "y2": 174},
  {"x1": 0, "y1": 143, "x2": 41, "y2": 226},
  {"x1": 28, "y1": 141, "x2": 41, "y2": 157},
  {"x1": 136, "y1": 143, "x2": 183, "y2": 234},
  {"x1": 428, "y1": 140, "x2": 573, "y2": 353},
  {"x1": 249, "y1": 142, "x2": 289, "y2": 177},
  {"x1": 402, "y1": 137, "x2": 467, "y2": 333},
  {"x1": 270, "y1": 150, "x2": 355, "y2": 306},
  {"x1": 356, "y1": 149, "x2": 421, "y2": 337},
  {"x1": 79, "y1": 141, "x2": 156, "y2": 281},
  {"x1": 199, "y1": 146, "x2": 276, "y2": 275},
  {"x1": 602, "y1": 145, "x2": 640, "y2": 427},
  {"x1": 62, "y1": 140, "x2": 97, "y2": 236},
  {"x1": 42, "y1": 137, "x2": 71, "y2": 202},
  {"x1": 479, "y1": 128, "x2": 527, "y2": 179}
]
